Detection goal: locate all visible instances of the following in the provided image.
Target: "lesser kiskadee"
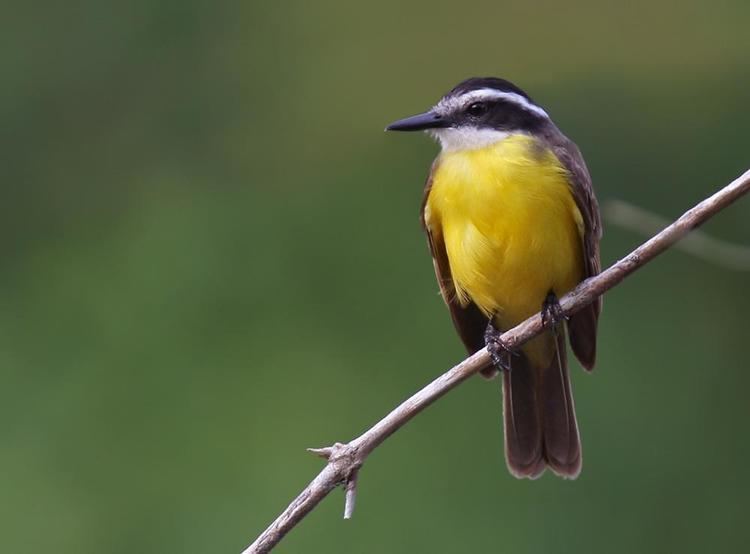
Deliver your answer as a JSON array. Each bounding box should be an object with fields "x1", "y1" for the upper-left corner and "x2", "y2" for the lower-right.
[{"x1": 387, "y1": 77, "x2": 601, "y2": 479}]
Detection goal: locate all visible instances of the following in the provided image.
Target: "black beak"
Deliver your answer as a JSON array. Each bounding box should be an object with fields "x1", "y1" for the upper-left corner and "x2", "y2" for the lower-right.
[{"x1": 385, "y1": 110, "x2": 447, "y2": 132}]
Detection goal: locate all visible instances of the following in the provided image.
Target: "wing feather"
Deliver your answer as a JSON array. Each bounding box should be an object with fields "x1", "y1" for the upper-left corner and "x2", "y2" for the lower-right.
[{"x1": 548, "y1": 134, "x2": 602, "y2": 370}]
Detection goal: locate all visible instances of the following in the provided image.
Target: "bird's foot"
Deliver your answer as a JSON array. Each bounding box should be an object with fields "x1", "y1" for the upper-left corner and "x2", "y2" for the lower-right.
[
  {"x1": 541, "y1": 292, "x2": 567, "y2": 333},
  {"x1": 484, "y1": 320, "x2": 516, "y2": 372}
]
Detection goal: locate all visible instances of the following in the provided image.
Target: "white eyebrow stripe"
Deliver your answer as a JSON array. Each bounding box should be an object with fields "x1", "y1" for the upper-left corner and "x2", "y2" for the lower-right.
[{"x1": 437, "y1": 88, "x2": 550, "y2": 119}]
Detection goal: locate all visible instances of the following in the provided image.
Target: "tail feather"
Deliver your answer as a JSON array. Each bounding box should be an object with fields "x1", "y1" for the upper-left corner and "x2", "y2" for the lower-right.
[
  {"x1": 502, "y1": 329, "x2": 581, "y2": 479},
  {"x1": 502, "y1": 354, "x2": 545, "y2": 479},
  {"x1": 541, "y1": 330, "x2": 581, "y2": 478}
]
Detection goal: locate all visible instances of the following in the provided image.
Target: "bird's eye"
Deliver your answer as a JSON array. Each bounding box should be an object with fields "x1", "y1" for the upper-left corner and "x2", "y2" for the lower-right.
[{"x1": 466, "y1": 102, "x2": 488, "y2": 117}]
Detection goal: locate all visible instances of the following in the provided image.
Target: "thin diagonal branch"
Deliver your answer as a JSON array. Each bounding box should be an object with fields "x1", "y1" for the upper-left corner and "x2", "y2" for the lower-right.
[
  {"x1": 603, "y1": 198, "x2": 750, "y2": 271},
  {"x1": 242, "y1": 168, "x2": 750, "y2": 554}
]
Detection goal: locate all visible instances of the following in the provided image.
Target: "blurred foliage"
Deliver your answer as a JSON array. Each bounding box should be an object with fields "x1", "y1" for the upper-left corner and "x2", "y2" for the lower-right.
[{"x1": 2, "y1": 1, "x2": 750, "y2": 553}]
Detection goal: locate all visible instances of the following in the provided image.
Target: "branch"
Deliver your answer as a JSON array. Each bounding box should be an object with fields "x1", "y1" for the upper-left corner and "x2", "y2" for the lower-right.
[
  {"x1": 242, "y1": 168, "x2": 750, "y2": 554},
  {"x1": 603, "y1": 198, "x2": 750, "y2": 271}
]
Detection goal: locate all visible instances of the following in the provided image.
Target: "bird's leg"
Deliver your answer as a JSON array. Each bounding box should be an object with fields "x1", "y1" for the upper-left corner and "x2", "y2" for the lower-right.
[
  {"x1": 541, "y1": 291, "x2": 566, "y2": 334},
  {"x1": 484, "y1": 319, "x2": 516, "y2": 372}
]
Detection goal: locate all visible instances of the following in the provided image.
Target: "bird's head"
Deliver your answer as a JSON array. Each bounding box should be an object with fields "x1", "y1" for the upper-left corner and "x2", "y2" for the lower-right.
[{"x1": 386, "y1": 77, "x2": 551, "y2": 151}]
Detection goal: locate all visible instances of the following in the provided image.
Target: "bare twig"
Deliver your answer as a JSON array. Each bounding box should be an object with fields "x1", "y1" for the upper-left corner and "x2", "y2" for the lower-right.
[
  {"x1": 343, "y1": 470, "x2": 359, "y2": 519},
  {"x1": 242, "y1": 169, "x2": 750, "y2": 554},
  {"x1": 603, "y1": 198, "x2": 750, "y2": 271}
]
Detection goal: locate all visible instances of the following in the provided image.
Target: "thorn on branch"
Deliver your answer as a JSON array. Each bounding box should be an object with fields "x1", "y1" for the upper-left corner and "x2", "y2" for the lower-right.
[
  {"x1": 306, "y1": 446, "x2": 335, "y2": 459},
  {"x1": 343, "y1": 470, "x2": 359, "y2": 519},
  {"x1": 307, "y1": 442, "x2": 364, "y2": 519}
]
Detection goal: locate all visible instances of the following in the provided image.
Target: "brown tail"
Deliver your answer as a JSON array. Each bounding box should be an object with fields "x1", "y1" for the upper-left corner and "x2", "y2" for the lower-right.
[{"x1": 502, "y1": 329, "x2": 581, "y2": 479}]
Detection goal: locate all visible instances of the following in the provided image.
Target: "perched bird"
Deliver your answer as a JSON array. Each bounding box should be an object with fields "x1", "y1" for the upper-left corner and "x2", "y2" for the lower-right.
[{"x1": 387, "y1": 77, "x2": 601, "y2": 479}]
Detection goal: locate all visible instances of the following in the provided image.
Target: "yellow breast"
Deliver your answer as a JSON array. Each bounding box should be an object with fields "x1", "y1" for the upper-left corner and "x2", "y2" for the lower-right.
[{"x1": 425, "y1": 134, "x2": 584, "y2": 333}]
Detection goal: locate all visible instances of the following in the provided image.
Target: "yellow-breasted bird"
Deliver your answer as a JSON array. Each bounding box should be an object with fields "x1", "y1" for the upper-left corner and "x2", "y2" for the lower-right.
[{"x1": 387, "y1": 77, "x2": 601, "y2": 479}]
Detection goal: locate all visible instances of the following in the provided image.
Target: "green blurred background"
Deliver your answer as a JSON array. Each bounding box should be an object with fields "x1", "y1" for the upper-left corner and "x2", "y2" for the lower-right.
[{"x1": 3, "y1": 1, "x2": 750, "y2": 552}]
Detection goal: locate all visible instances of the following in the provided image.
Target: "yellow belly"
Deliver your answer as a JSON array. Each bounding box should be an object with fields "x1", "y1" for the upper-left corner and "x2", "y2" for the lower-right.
[{"x1": 425, "y1": 135, "x2": 584, "y2": 364}]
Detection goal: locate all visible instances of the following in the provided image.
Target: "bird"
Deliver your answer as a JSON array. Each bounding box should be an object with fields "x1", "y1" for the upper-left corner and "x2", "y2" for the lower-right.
[{"x1": 386, "y1": 77, "x2": 601, "y2": 479}]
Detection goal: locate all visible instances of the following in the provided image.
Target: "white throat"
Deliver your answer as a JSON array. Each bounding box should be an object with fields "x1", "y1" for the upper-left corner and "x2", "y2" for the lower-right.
[{"x1": 430, "y1": 127, "x2": 511, "y2": 152}]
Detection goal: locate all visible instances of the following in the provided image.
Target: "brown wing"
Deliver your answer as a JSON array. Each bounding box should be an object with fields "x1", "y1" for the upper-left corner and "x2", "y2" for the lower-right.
[
  {"x1": 420, "y1": 163, "x2": 489, "y2": 359},
  {"x1": 549, "y1": 134, "x2": 602, "y2": 371}
]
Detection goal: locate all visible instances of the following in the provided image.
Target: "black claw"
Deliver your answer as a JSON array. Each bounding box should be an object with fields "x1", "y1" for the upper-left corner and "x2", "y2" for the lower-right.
[
  {"x1": 541, "y1": 291, "x2": 566, "y2": 331},
  {"x1": 484, "y1": 319, "x2": 515, "y2": 372}
]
